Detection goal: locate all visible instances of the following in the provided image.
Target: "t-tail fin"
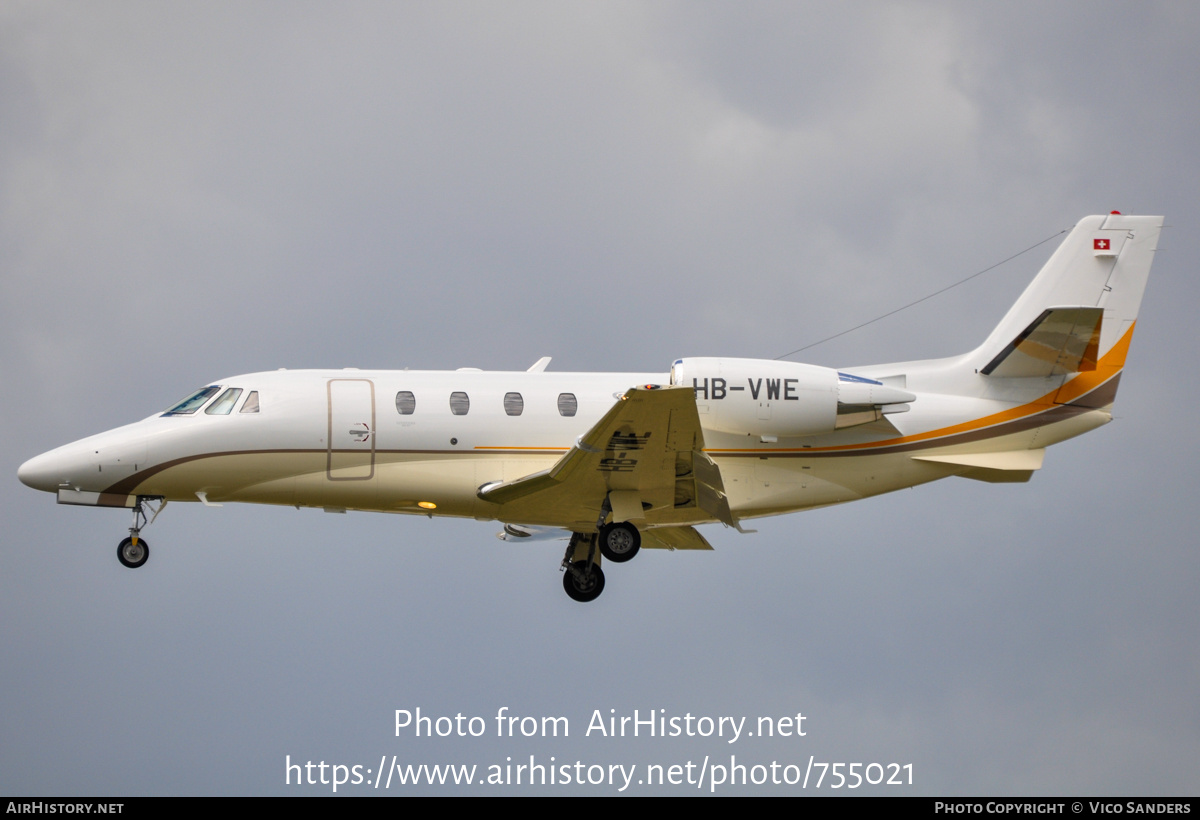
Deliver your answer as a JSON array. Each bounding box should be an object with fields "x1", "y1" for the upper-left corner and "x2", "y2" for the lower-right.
[{"x1": 973, "y1": 214, "x2": 1163, "y2": 377}]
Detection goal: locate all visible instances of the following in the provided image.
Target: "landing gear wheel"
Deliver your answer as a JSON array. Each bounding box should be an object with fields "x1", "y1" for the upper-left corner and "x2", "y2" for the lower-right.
[
  {"x1": 598, "y1": 522, "x2": 640, "y2": 563},
  {"x1": 563, "y1": 561, "x2": 605, "y2": 602},
  {"x1": 117, "y1": 536, "x2": 149, "y2": 569}
]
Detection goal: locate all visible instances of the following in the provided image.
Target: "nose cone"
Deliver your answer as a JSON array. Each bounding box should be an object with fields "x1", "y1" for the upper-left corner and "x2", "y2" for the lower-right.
[
  {"x1": 18, "y1": 450, "x2": 69, "y2": 493},
  {"x1": 21, "y1": 420, "x2": 158, "y2": 497}
]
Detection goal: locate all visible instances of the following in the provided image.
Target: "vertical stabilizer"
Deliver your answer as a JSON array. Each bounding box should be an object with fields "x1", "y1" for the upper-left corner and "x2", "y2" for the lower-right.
[{"x1": 973, "y1": 214, "x2": 1163, "y2": 373}]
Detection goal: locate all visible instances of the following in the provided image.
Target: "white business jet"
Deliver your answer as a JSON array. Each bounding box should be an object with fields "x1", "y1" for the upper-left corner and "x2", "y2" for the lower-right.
[{"x1": 18, "y1": 213, "x2": 1161, "y2": 602}]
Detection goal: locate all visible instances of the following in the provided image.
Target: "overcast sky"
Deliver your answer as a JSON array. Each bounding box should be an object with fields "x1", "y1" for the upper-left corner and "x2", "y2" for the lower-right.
[{"x1": 2, "y1": 1, "x2": 1197, "y2": 795}]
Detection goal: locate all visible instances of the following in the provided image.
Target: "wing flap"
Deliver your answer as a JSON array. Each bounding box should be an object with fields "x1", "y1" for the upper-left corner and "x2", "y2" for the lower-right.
[
  {"x1": 608, "y1": 489, "x2": 645, "y2": 522},
  {"x1": 642, "y1": 526, "x2": 714, "y2": 551},
  {"x1": 693, "y1": 452, "x2": 735, "y2": 527}
]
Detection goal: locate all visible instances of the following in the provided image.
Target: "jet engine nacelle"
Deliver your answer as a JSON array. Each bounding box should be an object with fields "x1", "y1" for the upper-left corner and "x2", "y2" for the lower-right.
[{"x1": 670, "y1": 357, "x2": 915, "y2": 438}]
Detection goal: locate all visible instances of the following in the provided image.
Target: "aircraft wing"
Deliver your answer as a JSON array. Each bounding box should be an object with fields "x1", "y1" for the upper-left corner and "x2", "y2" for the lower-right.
[
  {"x1": 478, "y1": 385, "x2": 736, "y2": 531},
  {"x1": 981, "y1": 306, "x2": 1104, "y2": 377}
]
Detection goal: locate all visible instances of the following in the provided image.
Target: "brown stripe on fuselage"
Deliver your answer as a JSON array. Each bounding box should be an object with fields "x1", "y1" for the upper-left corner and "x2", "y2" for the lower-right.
[
  {"x1": 720, "y1": 373, "x2": 1121, "y2": 459},
  {"x1": 712, "y1": 372, "x2": 1120, "y2": 459},
  {"x1": 102, "y1": 448, "x2": 321, "y2": 496},
  {"x1": 103, "y1": 372, "x2": 1122, "y2": 494}
]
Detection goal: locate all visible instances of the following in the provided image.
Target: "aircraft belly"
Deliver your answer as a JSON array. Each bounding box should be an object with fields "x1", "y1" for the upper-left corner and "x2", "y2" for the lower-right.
[
  {"x1": 494, "y1": 454, "x2": 564, "y2": 483},
  {"x1": 371, "y1": 452, "x2": 564, "y2": 517},
  {"x1": 821, "y1": 453, "x2": 954, "y2": 500},
  {"x1": 721, "y1": 458, "x2": 862, "y2": 514},
  {"x1": 497, "y1": 505, "x2": 716, "y2": 530},
  {"x1": 368, "y1": 454, "x2": 477, "y2": 514},
  {"x1": 722, "y1": 453, "x2": 962, "y2": 515}
]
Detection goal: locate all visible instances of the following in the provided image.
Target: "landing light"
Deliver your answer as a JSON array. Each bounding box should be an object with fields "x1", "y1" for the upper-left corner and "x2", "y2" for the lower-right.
[{"x1": 418, "y1": 501, "x2": 437, "y2": 510}]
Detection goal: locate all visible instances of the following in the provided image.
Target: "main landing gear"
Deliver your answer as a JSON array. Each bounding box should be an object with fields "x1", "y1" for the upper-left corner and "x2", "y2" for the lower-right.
[
  {"x1": 558, "y1": 518, "x2": 644, "y2": 602},
  {"x1": 117, "y1": 496, "x2": 165, "y2": 569},
  {"x1": 563, "y1": 558, "x2": 605, "y2": 602},
  {"x1": 598, "y1": 521, "x2": 640, "y2": 563},
  {"x1": 561, "y1": 532, "x2": 605, "y2": 603}
]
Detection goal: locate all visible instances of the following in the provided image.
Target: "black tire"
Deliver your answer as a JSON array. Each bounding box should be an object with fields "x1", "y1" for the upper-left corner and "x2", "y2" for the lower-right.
[
  {"x1": 562, "y1": 561, "x2": 605, "y2": 602},
  {"x1": 117, "y1": 536, "x2": 149, "y2": 569},
  {"x1": 598, "y1": 521, "x2": 641, "y2": 563}
]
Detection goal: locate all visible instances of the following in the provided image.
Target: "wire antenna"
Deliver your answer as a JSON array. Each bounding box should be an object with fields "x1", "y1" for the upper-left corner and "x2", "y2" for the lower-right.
[{"x1": 774, "y1": 228, "x2": 1069, "y2": 360}]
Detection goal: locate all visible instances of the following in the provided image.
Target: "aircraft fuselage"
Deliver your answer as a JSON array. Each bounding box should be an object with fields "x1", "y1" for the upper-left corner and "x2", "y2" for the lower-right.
[{"x1": 19, "y1": 362, "x2": 1113, "y2": 526}]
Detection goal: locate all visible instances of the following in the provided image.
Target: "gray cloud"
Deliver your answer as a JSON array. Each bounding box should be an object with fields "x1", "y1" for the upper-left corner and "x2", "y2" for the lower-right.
[{"x1": 2, "y1": 2, "x2": 1197, "y2": 795}]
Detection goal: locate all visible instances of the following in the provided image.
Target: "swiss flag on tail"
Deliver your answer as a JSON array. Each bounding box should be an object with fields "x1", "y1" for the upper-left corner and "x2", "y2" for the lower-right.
[{"x1": 1093, "y1": 234, "x2": 1119, "y2": 257}]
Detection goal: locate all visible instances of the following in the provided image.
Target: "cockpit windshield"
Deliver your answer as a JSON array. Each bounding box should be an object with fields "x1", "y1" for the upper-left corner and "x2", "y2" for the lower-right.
[
  {"x1": 204, "y1": 388, "x2": 243, "y2": 415},
  {"x1": 162, "y1": 386, "x2": 221, "y2": 416}
]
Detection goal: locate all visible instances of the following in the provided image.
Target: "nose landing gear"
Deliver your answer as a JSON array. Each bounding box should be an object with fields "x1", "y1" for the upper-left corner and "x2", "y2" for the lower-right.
[
  {"x1": 117, "y1": 496, "x2": 165, "y2": 569},
  {"x1": 117, "y1": 535, "x2": 149, "y2": 568}
]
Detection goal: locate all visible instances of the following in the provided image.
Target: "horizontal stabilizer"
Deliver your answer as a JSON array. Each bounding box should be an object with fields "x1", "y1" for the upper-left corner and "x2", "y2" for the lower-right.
[
  {"x1": 914, "y1": 449, "x2": 1045, "y2": 470},
  {"x1": 913, "y1": 449, "x2": 1044, "y2": 484},
  {"x1": 981, "y1": 307, "x2": 1103, "y2": 377}
]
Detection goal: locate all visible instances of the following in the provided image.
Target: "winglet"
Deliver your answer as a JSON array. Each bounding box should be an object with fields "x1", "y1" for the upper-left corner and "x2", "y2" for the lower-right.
[{"x1": 527, "y1": 357, "x2": 552, "y2": 373}]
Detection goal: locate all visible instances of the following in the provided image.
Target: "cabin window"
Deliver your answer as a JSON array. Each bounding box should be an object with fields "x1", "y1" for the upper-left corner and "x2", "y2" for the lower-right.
[
  {"x1": 162, "y1": 386, "x2": 221, "y2": 416},
  {"x1": 396, "y1": 391, "x2": 416, "y2": 415},
  {"x1": 205, "y1": 388, "x2": 243, "y2": 415},
  {"x1": 240, "y1": 391, "x2": 260, "y2": 414},
  {"x1": 503, "y1": 392, "x2": 524, "y2": 416},
  {"x1": 449, "y1": 391, "x2": 470, "y2": 415},
  {"x1": 557, "y1": 393, "x2": 578, "y2": 417}
]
